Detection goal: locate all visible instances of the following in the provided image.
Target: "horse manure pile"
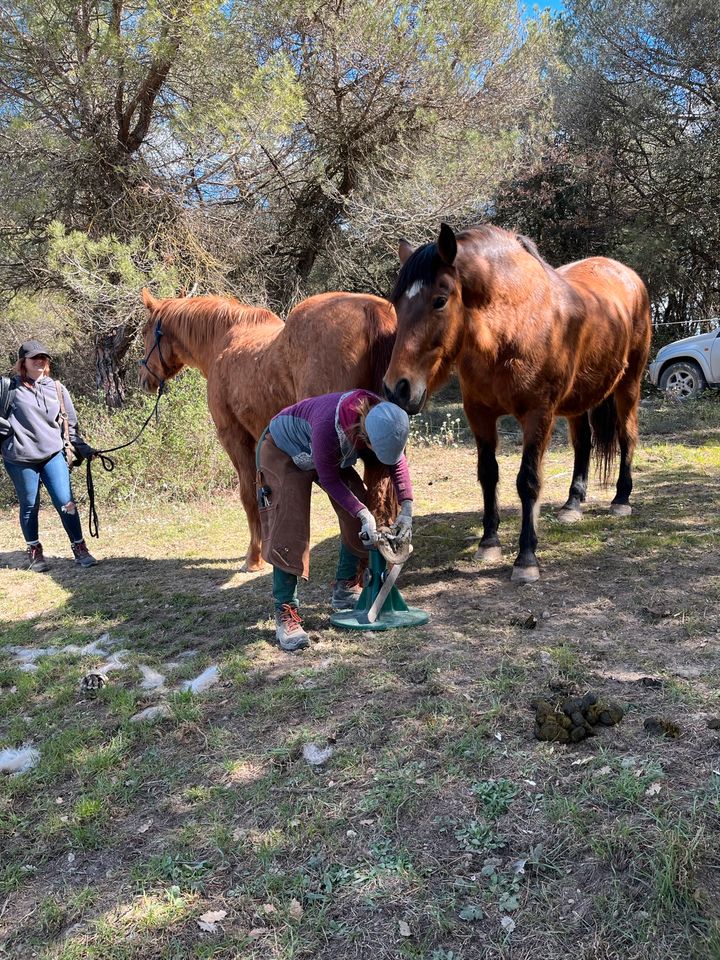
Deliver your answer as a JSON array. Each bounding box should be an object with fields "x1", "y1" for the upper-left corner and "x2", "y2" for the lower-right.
[{"x1": 531, "y1": 692, "x2": 624, "y2": 744}]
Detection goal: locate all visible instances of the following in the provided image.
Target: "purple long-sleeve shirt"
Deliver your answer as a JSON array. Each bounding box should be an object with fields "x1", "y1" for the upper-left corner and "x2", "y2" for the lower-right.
[{"x1": 269, "y1": 390, "x2": 413, "y2": 517}]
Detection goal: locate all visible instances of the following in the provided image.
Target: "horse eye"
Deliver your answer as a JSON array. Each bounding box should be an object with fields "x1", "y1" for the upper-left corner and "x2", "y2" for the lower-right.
[{"x1": 432, "y1": 296, "x2": 448, "y2": 310}]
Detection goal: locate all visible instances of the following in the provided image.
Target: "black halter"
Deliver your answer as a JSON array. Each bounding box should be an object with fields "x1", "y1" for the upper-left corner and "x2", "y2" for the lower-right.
[{"x1": 138, "y1": 318, "x2": 167, "y2": 386}]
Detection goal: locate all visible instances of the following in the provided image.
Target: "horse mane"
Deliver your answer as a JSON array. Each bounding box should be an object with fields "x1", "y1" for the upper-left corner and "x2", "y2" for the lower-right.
[
  {"x1": 143, "y1": 291, "x2": 282, "y2": 351},
  {"x1": 390, "y1": 224, "x2": 526, "y2": 303}
]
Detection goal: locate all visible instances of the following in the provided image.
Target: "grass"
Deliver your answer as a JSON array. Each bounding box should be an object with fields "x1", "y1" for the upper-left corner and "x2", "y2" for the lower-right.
[{"x1": 0, "y1": 393, "x2": 719, "y2": 958}]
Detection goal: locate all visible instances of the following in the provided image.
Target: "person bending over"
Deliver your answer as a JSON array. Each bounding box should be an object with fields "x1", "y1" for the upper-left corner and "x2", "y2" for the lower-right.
[{"x1": 257, "y1": 389, "x2": 413, "y2": 651}]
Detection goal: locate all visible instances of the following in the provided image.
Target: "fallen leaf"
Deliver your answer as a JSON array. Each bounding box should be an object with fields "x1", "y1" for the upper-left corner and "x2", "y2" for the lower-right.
[
  {"x1": 360, "y1": 819, "x2": 373, "y2": 826},
  {"x1": 197, "y1": 909, "x2": 227, "y2": 933},
  {"x1": 262, "y1": 903, "x2": 276, "y2": 915},
  {"x1": 645, "y1": 781, "x2": 662, "y2": 796},
  {"x1": 571, "y1": 757, "x2": 593, "y2": 766},
  {"x1": 494, "y1": 732, "x2": 503, "y2": 741},
  {"x1": 248, "y1": 928, "x2": 265, "y2": 940},
  {"x1": 501, "y1": 916, "x2": 516, "y2": 933},
  {"x1": 288, "y1": 899, "x2": 303, "y2": 920},
  {"x1": 596, "y1": 765, "x2": 611, "y2": 776},
  {"x1": 509, "y1": 858, "x2": 527, "y2": 875},
  {"x1": 398, "y1": 920, "x2": 411, "y2": 937},
  {"x1": 138, "y1": 820, "x2": 153, "y2": 834}
]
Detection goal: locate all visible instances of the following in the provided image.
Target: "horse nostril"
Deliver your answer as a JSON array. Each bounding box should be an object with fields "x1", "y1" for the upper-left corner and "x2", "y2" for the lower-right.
[
  {"x1": 395, "y1": 378, "x2": 411, "y2": 409},
  {"x1": 382, "y1": 382, "x2": 394, "y2": 402}
]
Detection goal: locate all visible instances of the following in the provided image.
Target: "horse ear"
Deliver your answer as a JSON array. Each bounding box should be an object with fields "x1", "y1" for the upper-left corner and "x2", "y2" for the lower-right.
[
  {"x1": 141, "y1": 288, "x2": 158, "y2": 312},
  {"x1": 398, "y1": 239, "x2": 414, "y2": 265},
  {"x1": 437, "y1": 223, "x2": 457, "y2": 265}
]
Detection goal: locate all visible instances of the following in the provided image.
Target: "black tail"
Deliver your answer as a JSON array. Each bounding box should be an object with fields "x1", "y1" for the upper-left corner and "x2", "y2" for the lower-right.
[
  {"x1": 365, "y1": 301, "x2": 397, "y2": 394},
  {"x1": 589, "y1": 394, "x2": 619, "y2": 487}
]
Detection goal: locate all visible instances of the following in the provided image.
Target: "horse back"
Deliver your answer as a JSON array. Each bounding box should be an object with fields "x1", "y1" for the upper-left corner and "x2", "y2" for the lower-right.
[{"x1": 283, "y1": 293, "x2": 396, "y2": 396}]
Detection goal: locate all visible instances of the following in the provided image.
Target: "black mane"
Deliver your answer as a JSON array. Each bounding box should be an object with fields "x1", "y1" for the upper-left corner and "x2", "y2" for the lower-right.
[{"x1": 390, "y1": 242, "x2": 441, "y2": 304}]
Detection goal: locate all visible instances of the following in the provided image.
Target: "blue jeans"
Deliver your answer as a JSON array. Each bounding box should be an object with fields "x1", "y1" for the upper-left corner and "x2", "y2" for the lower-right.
[{"x1": 4, "y1": 451, "x2": 84, "y2": 544}]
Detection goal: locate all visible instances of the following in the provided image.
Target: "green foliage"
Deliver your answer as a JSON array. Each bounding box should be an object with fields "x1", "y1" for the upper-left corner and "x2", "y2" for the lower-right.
[{"x1": 0, "y1": 369, "x2": 236, "y2": 508}]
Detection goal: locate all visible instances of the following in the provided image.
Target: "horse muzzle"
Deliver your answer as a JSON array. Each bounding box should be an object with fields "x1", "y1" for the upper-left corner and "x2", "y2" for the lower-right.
[{"x1": 383, "y1": 378, "x2": 427, "y2": 415}]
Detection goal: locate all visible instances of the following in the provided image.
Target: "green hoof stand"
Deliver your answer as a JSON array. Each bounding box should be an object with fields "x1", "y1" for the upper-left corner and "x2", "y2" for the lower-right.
[{"x1": 330, "y1": 548, "x2": 429, "y2": 632}]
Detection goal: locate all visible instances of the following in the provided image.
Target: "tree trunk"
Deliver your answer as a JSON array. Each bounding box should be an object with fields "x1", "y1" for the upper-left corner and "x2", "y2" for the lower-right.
[{"x1": 95, "y1": 323, "x2": 133, "y2": 409}]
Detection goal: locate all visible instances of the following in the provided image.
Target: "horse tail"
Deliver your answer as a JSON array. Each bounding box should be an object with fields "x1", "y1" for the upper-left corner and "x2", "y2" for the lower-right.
[
  {"x1": 589, "y1": 393, "x2": 619, "y2": 487},
  {"x1": 365, "y1": 300, "x2": 397, "y2": 394},
  {"x1": 141, "y1": 288, "x2": 160, "y2": 313}
]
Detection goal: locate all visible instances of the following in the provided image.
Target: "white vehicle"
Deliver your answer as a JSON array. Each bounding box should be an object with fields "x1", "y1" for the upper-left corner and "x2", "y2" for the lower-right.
[{"x1": 648, "y1": 326, "x2": 720, "y2": 399}]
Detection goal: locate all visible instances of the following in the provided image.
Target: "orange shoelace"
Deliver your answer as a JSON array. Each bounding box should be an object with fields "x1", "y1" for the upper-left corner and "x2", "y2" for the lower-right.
[{"x1": 279, "y1": 604, "x2": 303, "y2": 633}]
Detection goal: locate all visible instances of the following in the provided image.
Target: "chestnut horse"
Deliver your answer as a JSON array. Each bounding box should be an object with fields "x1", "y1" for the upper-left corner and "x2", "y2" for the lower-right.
[
  {"x1": 383, "y1": 223, "x2": 652, "y2": 582},
  {"x1": 139, "y1": 290, "x2": 396, "y2": 570}
]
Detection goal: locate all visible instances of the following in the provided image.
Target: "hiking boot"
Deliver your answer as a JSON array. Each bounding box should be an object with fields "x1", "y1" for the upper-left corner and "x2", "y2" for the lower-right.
[
  {"x1": 72, "y1": 540, "x2": 97, "y2": 568},
  {"x1": 274, "y1": 604, "x2": 309, "y2": 652},
  {"x1": 331, "y1": 577, "x2": 362, "y2": 611},
  {"x1": 26, "y1": 542, "x2": 49, "y2": 573}
]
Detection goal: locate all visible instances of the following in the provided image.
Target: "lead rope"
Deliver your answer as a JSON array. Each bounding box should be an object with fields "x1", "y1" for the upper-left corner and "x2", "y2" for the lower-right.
[{"x1": 85, "y1": 380, "x2": 166, "y2": 539}]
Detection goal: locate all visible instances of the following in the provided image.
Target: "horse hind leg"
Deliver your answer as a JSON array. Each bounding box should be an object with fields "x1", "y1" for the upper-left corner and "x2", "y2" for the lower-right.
[
  {"x1": 218, "y1": 428, "x2": 265, "y2": 572},
  {"x1": 558, "y1": 413, "x2": 591, "y2": 524},
  {"x1": 609, "y1": 378, "x2": 641, "y2": 518}
]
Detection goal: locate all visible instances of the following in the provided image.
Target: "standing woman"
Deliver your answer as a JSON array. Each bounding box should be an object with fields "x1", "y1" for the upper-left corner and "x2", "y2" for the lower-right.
[
  {"x1": 257, "y1": 388, "x2": 414, "y2": 651},
  {"x1": 1, "y1": 341, "x2": 97, "y2": 571}
]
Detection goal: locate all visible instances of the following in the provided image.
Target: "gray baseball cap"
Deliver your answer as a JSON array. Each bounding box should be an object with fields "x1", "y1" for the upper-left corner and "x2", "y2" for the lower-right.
[
  {"x1": 19, "y1": 340, "x2": 52, "y2": 360},
  {"x1": 365, "y1": 402, "x2": 410, "y2": 465}
]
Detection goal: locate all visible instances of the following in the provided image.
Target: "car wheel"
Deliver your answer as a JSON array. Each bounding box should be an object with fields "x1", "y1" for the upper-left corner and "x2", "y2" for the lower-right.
[{"x1": 658, "y1": 361, "x2": 706, "y2": 401}]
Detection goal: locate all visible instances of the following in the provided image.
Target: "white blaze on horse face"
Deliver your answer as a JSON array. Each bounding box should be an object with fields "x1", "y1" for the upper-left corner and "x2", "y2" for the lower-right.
[{"x1": 405, "y1": 280, "x2": 424, "y2": 300}]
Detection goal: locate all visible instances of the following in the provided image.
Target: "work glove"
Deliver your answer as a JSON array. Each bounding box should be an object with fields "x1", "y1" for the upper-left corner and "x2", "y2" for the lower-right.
[
  {"x1": 392, "y1": 500, "x2": 413, "y2": 543},
  {"x1": 0, "y1": 416, "x2": 11, "y2": 437},
  {"x1": 357, "y1": 507, "x2": 378, "y2": 545}
]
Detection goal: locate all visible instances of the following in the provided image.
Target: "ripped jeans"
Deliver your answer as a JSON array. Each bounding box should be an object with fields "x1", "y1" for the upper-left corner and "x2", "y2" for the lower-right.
[{"x1": 3, "y1": 450, "x2": 84, "y2": 544}]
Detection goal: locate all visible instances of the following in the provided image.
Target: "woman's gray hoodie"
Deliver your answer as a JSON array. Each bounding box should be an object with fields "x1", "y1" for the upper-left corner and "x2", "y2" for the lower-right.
[{"x1": 1, "y1": 376, "x2": 79, "y2": 464}]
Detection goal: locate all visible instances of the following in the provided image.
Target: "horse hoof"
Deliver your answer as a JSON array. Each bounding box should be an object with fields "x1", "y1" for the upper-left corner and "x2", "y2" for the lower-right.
[
  {"x1": 557, "y1": 508, "x2": 583, "y2": 524},
  {"x1": 609, "y1": 503, "x2": 632, "y2": 517},
  {"x1": 474, "y1": 545, "x2": 503, "y2": 563},
  {"x1": 241, "y1": 560, "x2": 265, "y2": 573},
  {"x1": 511, "y1": 564, "x2": 540, "y2": 584}
]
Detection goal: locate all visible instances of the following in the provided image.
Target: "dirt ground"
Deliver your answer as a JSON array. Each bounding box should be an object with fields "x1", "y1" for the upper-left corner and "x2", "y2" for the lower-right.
[{"x1": 1, "y1": 399, "x2": 719, "y2": 959}]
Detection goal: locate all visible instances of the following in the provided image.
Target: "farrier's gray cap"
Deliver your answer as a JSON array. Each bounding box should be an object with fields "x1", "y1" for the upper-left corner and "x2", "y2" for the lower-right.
[
  {"x1": 365, "y1": 402, "x2": 410, "y2": 465},
  {"x1": 19, "y1": 340, "x2": 52, "y2": 360}
]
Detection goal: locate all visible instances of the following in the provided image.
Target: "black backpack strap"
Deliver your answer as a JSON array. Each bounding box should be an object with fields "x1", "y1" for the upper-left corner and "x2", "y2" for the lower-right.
[{"x1": 0, "y1": 376, "x2": 16, "y2": 420}]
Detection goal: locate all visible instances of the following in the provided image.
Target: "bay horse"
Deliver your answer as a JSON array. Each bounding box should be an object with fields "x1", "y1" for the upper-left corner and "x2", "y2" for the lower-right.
[
  {"x1": 383, "y1": 223, "x2": 652, "y2": 582},
  {"x1": 139, "y1": 290, "x2": 397, "y2": 571}
]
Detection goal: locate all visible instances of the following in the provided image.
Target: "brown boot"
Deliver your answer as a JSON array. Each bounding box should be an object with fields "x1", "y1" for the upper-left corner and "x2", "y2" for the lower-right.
[
  {"x1": 26, "y1": 542, "x2": 49, "y2": 573},
  {"x1": 72, "y1": 540, "x2": 97, "y2": 568}
]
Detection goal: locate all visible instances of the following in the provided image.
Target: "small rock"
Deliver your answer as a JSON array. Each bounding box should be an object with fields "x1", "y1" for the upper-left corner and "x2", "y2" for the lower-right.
[
  {"x1": 707, "y1": 718, "x2": 720, "y2": 730},
  {"x1": 130, "y1": 704, "x2": 172, "y2": 724}
]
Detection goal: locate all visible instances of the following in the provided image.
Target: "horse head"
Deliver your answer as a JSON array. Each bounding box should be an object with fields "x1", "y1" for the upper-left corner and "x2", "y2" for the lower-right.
[
  {"x1": 138, "y1": 289, "x2": 186, "y2": 393},
  {"x1": 383, "y1": 223, "x2": 465, "y2": 414}
]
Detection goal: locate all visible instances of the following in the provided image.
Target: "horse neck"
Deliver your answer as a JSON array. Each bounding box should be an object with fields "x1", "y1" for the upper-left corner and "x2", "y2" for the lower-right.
[{"x1": 159, "y1": 306, "x2": 245, "y2": 378}]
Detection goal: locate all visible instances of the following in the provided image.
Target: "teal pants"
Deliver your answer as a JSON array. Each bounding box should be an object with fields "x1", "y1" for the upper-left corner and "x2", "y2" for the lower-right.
[{"x1": 273, "y1": 543, "x2": 359, "y2": 611}]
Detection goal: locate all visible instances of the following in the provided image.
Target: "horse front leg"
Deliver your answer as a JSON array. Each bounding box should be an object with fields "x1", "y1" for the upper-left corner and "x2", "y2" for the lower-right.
[
  {"x1": 512, "y1": 410, "x2": 554, "y2": 583},
  {"x1": 558, "y1": 412, "x2": 592, "y2": 524},
  {"x1": 465, "y1": 404, "x2": 502, "y2": 563}
]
